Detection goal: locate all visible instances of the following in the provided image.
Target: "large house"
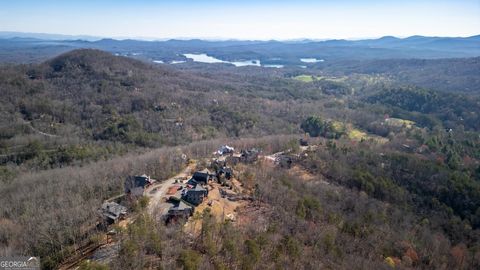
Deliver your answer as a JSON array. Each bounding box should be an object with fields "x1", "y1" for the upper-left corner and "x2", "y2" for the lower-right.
[
  {"x1": 167, "y1": 200, "x2": 194, "y2": 221},
  {"x1": 182, "y1": 184, "x2": 208, "y2": 205},
  {"x1": 191, "y1": 171, "x2": 211, "y2": 185},
  {"x1": 124, "y1": 174, "x2": 154, "y2": 197},
  {"x1": 99, "y1": 202, "x2": 127, "y2": 224}
]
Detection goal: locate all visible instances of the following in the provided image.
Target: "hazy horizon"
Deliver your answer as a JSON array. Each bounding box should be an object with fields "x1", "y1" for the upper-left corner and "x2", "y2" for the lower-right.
[
  {"x1": 1, "y1": 0, "x2": 479, "y2": 40},
  {"x1": 1, "y1": 30, "x2": 480, "y2": 42}
]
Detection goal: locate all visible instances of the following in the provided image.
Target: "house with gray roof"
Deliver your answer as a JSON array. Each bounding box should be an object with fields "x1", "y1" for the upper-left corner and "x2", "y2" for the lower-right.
[
  {"x1": 124, "y1": 174, "x2": 154, "y2": 197},
  {"x1": 99, "y1": 202, "x2": 127, "y2": 224},
  {"x1": 167, "y1": 200, "x2": 194, "y2": 221},
  {"x1": 182, "y1": 184, "x2": 208, "y2": 205}
]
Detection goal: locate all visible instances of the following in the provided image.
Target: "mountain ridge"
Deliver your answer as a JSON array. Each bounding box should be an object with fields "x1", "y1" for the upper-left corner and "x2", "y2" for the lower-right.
[{"x1": 1, "y1": 33, "x2": 479, "y2": 64}]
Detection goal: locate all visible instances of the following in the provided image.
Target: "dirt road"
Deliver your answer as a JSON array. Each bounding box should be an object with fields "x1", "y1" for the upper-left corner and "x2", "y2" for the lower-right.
[
  {"x1": 146, "y1": 161, "x2": 197, "y2": 216},
  {"x1": 58, "y1": 162, "x2": 197, "y2": 269}
]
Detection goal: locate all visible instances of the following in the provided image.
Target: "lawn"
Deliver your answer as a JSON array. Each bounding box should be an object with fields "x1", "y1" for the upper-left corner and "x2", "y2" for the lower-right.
[{"x1": 293, "y1": 75, "x2": 316, "y2": 82}]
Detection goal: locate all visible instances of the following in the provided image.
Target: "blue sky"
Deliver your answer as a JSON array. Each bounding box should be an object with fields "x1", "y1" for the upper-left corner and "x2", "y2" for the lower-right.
[{"x1": 0, "y1": 0, "x2": 479, "y2": 40}]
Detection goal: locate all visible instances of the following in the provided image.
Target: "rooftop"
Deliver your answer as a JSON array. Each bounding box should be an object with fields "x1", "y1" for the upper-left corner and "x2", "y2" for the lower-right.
[
  {"x1": 100, "y1": 202, "x2": 127, "y2": 219},
  {"x1": 192, "y1": 185, "x2": 207, "y2": 192},
  {"x1": 170, "y1": 200, "x2": 193, "y2": 211}
]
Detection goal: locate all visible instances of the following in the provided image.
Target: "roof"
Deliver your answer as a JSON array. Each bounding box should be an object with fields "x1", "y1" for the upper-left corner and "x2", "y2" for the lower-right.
[
  {"x1": 191, "y1": 171, "x2": 210, "y2": 183},
  {"x1": 200, "y1": 168, "x2": 211, "y2": 173},
  {"x1": 219, "y1": 167, "x2": 232, "y2": 173},
  {"x1": 186, "y1": 184, "x2": 207, "y2": 194},
  {"x1": 125, "y1": 174, "x2": 153, "y2": 193},
  {"x1": 217, "y1": 145, "x2": 234, "y2": 155},
  {"x1": 193, "y1": 185, "x2": 207, "y2": 192},
  {"x1": 187, "y1": 178, "x2": 198, "y2": 186},
  {"x1": 134, "y1": 175, "x2": 151, "y2": 186},
  {"x1": 170, "y1": 201, "x2": 193, "y2": 211},
  {"x1": 100, "y1": 202, "x2": 127, "y2": 219},
  {"x1": 194, "y1": 170, "x2": 209, "y2": 176},
  {"x1": 241, "y1": 148, "x2": 260, "y2": 159}
]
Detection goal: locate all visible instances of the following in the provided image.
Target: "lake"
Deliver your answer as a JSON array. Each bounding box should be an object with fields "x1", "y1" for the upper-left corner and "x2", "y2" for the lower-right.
[
  {"x1": 183, "y1": 53, "x2": 261, "y2": 67},
  {"x1": 183, "y1": 53, "x2": 225, "y2": 64},
  {"x1": 264, "y1": 64, "x2": 284, "y2": 68},
  {"x1": 300, "y1": 58, "x2": 325, "y2": 63}
]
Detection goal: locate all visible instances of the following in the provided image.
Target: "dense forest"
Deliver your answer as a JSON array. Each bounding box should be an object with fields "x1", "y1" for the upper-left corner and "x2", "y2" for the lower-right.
[{"x1": 0, "y1": 49, "x2": 479, "y2": 269}]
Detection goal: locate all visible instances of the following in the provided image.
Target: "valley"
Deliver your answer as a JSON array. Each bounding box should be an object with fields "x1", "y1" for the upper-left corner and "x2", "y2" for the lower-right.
[{"x1": 0, "y1": 40, "x2": 479, "y2": 270}]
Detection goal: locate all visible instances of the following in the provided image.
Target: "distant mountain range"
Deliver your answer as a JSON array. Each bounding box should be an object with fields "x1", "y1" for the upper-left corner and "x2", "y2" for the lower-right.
[
  {"x1": 0, "y1": 31, "x2": 479, "y2": 64},
  {"x1": 0, "y1": 31, "x2": 103, "y2": 41}
]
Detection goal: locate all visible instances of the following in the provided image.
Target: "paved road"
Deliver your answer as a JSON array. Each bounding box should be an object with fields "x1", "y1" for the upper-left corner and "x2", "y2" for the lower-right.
[{"x1": 146, "y1": 162, "x2": 196, "y2": 216}]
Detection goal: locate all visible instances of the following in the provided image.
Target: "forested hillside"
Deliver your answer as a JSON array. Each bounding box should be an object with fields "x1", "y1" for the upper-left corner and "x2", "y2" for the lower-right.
[
  {"x1": 0, "y1": 49, "x2": 311, "y2": 170},
  {"x1": 0, "y1": 49, "x2": 479, "y2": 269},
  {"x1": 313, "y1": 57, "x2": 480, "y2": 94}
]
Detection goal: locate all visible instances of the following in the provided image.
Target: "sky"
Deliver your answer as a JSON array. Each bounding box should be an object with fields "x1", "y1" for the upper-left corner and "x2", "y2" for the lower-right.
[{"x1": 0, "y1": 0, "x2": 479, "y2": 40}]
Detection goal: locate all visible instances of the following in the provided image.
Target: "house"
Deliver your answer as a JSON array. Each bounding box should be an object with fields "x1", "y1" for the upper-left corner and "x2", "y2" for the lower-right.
[
  {"x1": 240, "y1": 148, "x2": 260, "y2": 163},
  {"x1": 167, "y1": 200, "x2": 193, "y2": 221},
  {"x1": 192, "y1": 171, "x2": 211, "y2": 185},
  {"x1": 216, "y1": 167, "x2": 233, "y2": 183},
  {"x1": 182, "y1": 185, "x2": 208, "y2": 205},
  {"x1": 217, "y1": 145, "x2": 235, "y2": 155},
  {"x1": 124, "y1": 174, "x2": 154, "y2": 197},
  {"x1": 99, "y1": 202, "x2": 127, "y2": 224}
]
